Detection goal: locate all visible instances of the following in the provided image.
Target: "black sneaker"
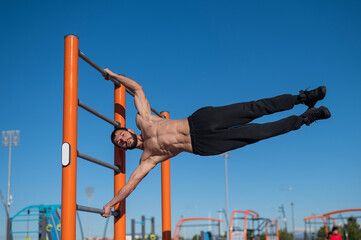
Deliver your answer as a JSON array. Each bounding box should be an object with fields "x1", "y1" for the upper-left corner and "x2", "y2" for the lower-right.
[
  {"x1": 299, "y1": 86, "x2": 326, "y2": 108},
  {"x1": 301, "y1": 106, "x2": 331, "y2": 126}
]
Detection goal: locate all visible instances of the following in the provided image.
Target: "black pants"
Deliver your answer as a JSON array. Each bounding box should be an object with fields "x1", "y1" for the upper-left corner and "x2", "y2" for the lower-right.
[{"x1": 187, "y1": 94, "x2": 304, "y2": 156}]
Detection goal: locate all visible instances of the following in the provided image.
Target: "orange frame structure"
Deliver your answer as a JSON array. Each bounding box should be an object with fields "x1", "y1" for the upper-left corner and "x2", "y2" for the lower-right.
[
  {"x1": 229, "y1": 210, "x2": 259, "y2": 240},
  {"x1": 304, "y1": 215, "x2": 336, "y2": 238},
  {"x1": 304, "y1": 208, "x2": 361, "y2": 239},
  {"x1": 173, "y1": 217, "x2": 224, "y2": 240},
  {"x1": 62, "y1": 35, "x2": 172, "y2": 240},
  {"x1": 161, "y1": 112, "x2": 172, "y2": 240},
  {"x1": 323, "y1": 208, "x2": 361, "y2": 217},
  {"x1": 265, "y1": 219, "x2": 279, "y2": 240}
]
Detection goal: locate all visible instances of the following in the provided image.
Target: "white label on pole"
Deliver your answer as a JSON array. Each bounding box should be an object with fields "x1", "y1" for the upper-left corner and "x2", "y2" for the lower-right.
[{"x1": 62, "y1": 143, "x2": 71, "y2": 167}]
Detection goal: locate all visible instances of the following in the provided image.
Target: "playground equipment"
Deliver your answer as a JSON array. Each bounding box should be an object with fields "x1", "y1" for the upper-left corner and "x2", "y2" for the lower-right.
[
  {"x1": 304, "y1": 215, "x2": 336, "y2": 239},
  {"x1": 265, "y1": 220, "x2": 279, "y2": 240},
  {"x1": 323, "y1": 209, "x2": 361, "y2": 240},
  {"x1": 62, "y1": 35, "x2": 171, "y2": 240},
  {"x1": 173, "y1": 217, "x2": 223, "y2": 240},
  {"x1": 7, "y1": 205, "x2": 58, "y2": 240},
  {"x1": 131, "y1": 216, "x2": 156, "y2": 240},
  {"x1": 3, "y1": 204, "x2": 84, "y2": 240},
  {"x1": 304, "y1": 208, "x2": 361, "y2": 240},
  {"x1": 9, "y1": 205, "x2": 61, "y2": 240},
  {"x1": 229, "y1": 210, "x2": 269, "y2": 240}
]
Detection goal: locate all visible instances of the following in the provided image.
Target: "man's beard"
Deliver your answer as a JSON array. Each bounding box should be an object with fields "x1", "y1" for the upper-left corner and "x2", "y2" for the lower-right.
[{"x1": 125, "y1": 132, "x2": 138, "y2": 150}]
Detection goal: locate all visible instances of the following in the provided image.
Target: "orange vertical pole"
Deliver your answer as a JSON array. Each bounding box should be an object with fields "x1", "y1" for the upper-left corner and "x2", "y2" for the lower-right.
[
  {"x1": 161, "y1": 111, "x2": 171, "y2": 240},
  {"x1": 244, "y1": 211, "x2": 248, "y2": 240},
  {"x1": 61, "y1": 35, "x2": 79, "y2": 240},
  {"x1": 265, "y1": 222, "x2": 269, "y2": 240},
  {"x1": 114, "y1": 83, "x2": 126, "y2": 240}
]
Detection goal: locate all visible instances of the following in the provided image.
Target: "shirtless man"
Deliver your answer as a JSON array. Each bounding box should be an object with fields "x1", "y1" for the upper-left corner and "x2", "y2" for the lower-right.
[{"x1": 102, "y1": 69, "x2": 331, "y2": 217}]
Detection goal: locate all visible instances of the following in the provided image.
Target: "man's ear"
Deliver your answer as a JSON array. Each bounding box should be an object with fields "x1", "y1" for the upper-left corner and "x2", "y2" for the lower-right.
[{"x1": 128, "y1": 129, "x2": 134, "y2": 133}]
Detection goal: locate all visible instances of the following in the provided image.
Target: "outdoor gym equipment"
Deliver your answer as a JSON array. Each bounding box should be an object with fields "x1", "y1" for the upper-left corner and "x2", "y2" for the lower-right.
[
  {"x1": 62, "y1": 35, "x2": 171, "y2": 240},
  {"x1": 304, "y1": 208, "x2": 361, "y2": 240},
  {"x1": 173, "y1": 217, "x2": 223, "y2": 240},
  {"x1": 265, "y1": 219, "x2": 279, "y2": 240},
  {"x1": 4, "y1": 204, "x2": 84, "y2": 240},
  {"x1": 229, "y1": 210, "x2": 269, "y2": 240},
  {"x1": 304, "y1": 215, "x2": 336, "y2": 239},
  {"x1": 131, "y1": 216, "x2": 156, "y2": 240}
]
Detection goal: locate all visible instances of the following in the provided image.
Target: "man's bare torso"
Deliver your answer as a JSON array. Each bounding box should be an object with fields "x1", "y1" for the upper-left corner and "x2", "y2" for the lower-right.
[{"x1": 136, "y1": 114, "x2": 193, "y2": 163}]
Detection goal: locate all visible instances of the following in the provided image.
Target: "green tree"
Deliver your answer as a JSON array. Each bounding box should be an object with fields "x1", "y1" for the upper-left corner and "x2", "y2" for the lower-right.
[
  {"x1": 192, "y1": 234, "x2": 201, "y2": 240},
  {"x1": 316, "y1": 226, "x2": 327, "y2": 240},
  {"x1": 279, "y1": 229, "x2": 294, "y2": 240},
  {"x1": 340, "y1": 217, "x2": 361, "y2": 240}
]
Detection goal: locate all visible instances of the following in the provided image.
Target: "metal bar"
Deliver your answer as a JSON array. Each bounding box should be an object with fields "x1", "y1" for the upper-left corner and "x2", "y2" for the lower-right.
[
  {"x1": 142, "y1": 215, "x2": 145, "y2": 240},
  {"x1": 79, "y1": 49, "x2": 120, "y2": 88},
  {"x1": 11, "y1": 231, "x2": 42, "y2": 234},
  {"x1": 78, "y1": 51, "x2": 164, "y2": 118},
  {"x1": 11, "y1": 219, "x2": 41, "y2": 222},
  {"x1": 79, "y1": 51, "x2": 121, "y2": 87},
  {"x1": 77, "y1": 151, "x2": 121, "y2": 173},
  {"x1": 79, "y1": 51, "x2": 106, "y2": 74},
  {"x1": 15, "y1": 214, "x2": 42, "y2": 217},
  {"x1": 180, "y1": 224, "x2": 222, "y2": 227},
  {"x1": 132, "y1": 219, "x2": 135, "y2": 240},
  {"x1": 76, "y1": 204, "x2": 119, "y2": 217},
  {"x1": 151, "y1": 108, "x2": 163, "y2": 117},
  {"x1": 327, "y1": 216, "x2": 361, "y2": 219},
  {"x1": 233, "y1": 217, "x2": 264, "y2": 221},
  {"x1": 78, "y1": 100, "x2": 120, "y2": 128}
]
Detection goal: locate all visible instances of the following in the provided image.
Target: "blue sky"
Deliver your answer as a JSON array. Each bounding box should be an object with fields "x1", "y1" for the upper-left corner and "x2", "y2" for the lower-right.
[{"x1": 0, "y1": 1, "x2": 360, "y2": 239}]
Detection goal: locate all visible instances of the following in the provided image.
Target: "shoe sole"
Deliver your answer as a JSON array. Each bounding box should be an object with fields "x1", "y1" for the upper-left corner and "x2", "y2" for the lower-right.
[
  {"x1": 319, "y1": 106, "x2": 331, "y2": 119},
  {"x1": 307, "y1": 86, "x2": 327, "y2": 108},
  {"x1": 319, "y1": 86, "x2": 327, "y2": 101}
]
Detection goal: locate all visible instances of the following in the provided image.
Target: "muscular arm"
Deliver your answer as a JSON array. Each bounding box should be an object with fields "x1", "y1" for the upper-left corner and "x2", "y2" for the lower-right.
[
  {"x1": 104, "y1": 68, "x2": 151, "y2": 117},
  {"x1": 102, "y1": 158, "x2": 157, "y2": 217}
]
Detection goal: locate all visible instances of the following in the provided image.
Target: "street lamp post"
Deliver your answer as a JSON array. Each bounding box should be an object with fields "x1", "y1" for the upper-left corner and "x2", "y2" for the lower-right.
[
  {"x1": 221, "y1": 152, "x2": 230, "y2": 240},
  {"x1": 85, "y1": 186, "x2": 94, "y2": 239},
  {"x1": 290, "y1": 202, "x2": 295, "y2": 238},
  {"x1": 2, "y1": 130, "x2": 20, "y2": 240},
  {"x1": 279, "y1": 186, "x2": 292, "y2": 240},
  {"x1": 279, "y1": 205, "x2": 288, "y2": 240}
]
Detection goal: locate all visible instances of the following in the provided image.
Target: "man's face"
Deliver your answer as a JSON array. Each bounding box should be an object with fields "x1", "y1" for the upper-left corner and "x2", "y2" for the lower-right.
[{"x1": 113, "y1": 129, "x2": 137, "y2": 150}]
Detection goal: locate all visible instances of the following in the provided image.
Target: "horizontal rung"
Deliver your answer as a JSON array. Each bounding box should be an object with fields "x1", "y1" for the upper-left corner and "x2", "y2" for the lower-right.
[
  {"x1": 77, "y1": 151, "x2": 121, "y2": 173},
  {"x1": 79, "y1": 50, "x2": 122, "y2": 87},
  {"x1": 78, "y1": 100, "x2": 120, "y2": 128},
  {"x1": 15, "y1": 213, "x2": 42, "y2": 217},
  {"x1": 12, "y1": 219, "x2": 41, "y2": 222},
  {"x1": 181, "y1": 224, "x2": 221, "y2": 227},
  {"x1": 76, "y1": 204, "x2": 119, "y2": 217},
  {"x1": 11, "y1": 231, "x2": 42, "y2": 234},
  {"x1": 78, "y1": 50, "x2": 164, "y2": 118},
  {"x1": 233, "y1": 217, "x2": 264, "y2": 220}
]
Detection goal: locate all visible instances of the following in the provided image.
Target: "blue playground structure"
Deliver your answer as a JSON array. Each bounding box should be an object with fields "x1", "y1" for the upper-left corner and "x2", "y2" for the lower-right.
[{"x1": 9, "y1": 205, "x2": 61, "y2": 240}]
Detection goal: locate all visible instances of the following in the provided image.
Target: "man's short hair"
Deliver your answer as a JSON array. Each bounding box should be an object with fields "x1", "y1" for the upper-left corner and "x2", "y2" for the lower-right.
[{"x1": 111, "y1": 127, "x2": 128, "y2": 148}]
